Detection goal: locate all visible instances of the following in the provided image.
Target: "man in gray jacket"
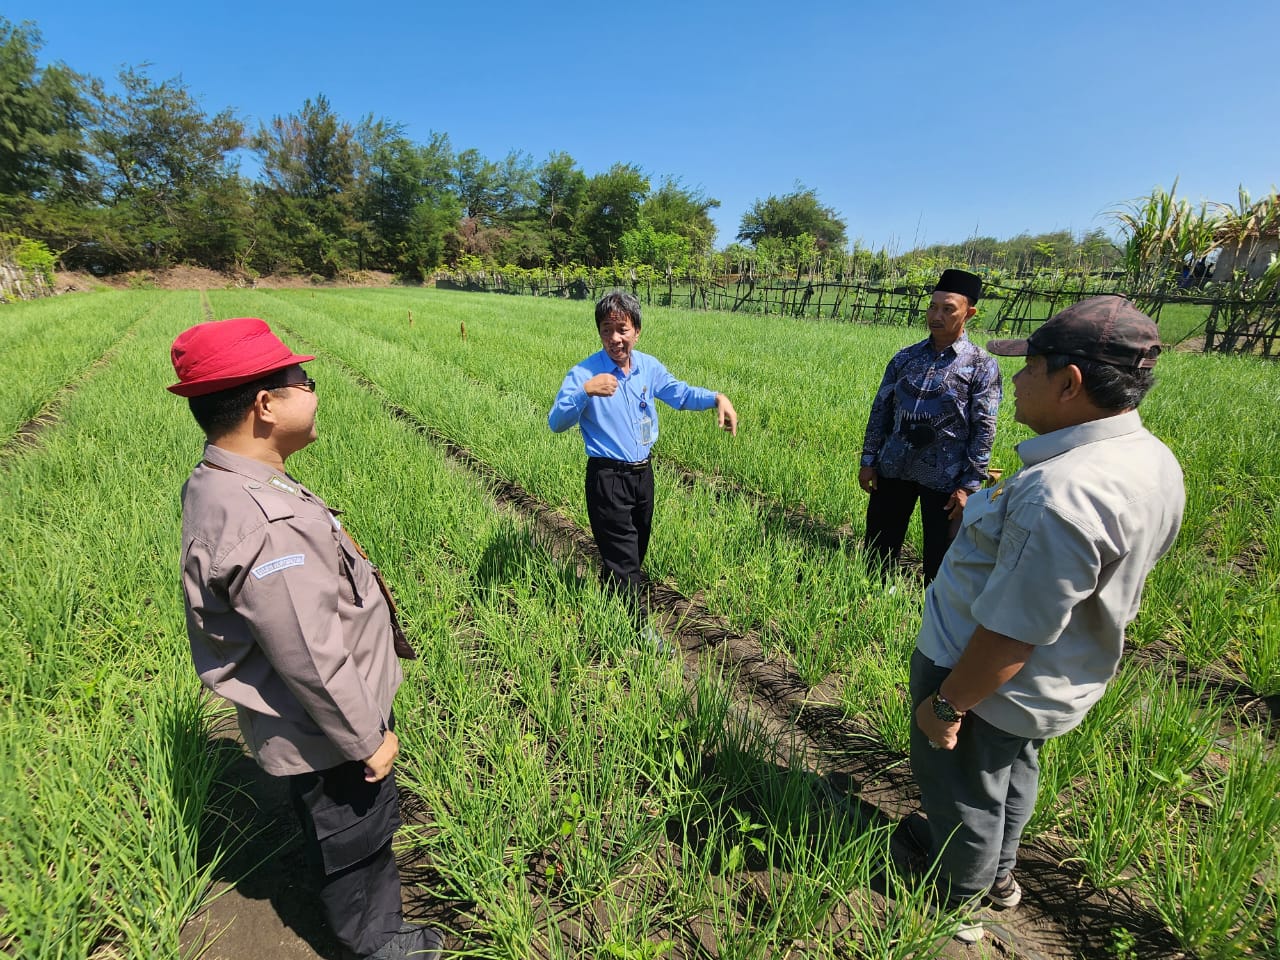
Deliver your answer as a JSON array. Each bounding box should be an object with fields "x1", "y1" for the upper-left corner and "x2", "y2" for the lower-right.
[
  {"x1": 898, "y1": 297, "x2": 1184, "y2": 943},
  {"x1": 170, "y1": 317, "x2": 439, "y2": 960}
]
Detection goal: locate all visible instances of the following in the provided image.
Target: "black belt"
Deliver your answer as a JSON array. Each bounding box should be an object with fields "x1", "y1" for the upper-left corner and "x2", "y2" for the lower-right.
[{"x1": 588, "y1": 456, "x2": 652, "y2": 473}]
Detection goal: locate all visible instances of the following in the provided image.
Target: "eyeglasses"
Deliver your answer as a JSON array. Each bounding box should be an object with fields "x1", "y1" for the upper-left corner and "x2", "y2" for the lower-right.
[{"x1": 273, "y1": 378, "x2": 317, "y2": 393}]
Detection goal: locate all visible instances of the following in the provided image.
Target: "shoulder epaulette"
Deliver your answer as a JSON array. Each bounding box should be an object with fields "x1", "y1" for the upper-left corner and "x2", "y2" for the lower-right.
[{"x1": 243, "y1": 479, "x2": 298, "y2": 522}]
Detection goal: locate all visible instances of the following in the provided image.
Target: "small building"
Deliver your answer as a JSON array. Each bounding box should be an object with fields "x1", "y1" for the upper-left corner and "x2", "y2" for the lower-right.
[
  {"x1": 1212, "y1": 194, "x2": 1278, "y2": 282},
  {"x1": 1213, "y1": 234, "x2": 1278, "y2": 281}
]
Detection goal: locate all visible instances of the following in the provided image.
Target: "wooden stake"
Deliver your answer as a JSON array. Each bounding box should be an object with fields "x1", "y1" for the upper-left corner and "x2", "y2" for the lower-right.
[{"x1": 460, "y1": 321, "x2": 467, "y2": 341}]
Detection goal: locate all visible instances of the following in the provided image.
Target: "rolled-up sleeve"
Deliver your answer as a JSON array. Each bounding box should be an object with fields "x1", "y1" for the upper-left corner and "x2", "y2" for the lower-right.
[
  {"x1": 969, "y1": 505, "x2": 1101, "y2": 646},
  {"x1": 230, "y1": 519, "x2": 386, "y2": 763}
]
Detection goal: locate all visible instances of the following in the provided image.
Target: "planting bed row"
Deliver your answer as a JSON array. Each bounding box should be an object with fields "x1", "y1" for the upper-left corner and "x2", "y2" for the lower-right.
[{"x1": 1, "y1": 289, "x2": 1276, "y2": 959}]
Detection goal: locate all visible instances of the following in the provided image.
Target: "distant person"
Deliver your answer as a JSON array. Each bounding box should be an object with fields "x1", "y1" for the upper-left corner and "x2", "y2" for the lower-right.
[
  {"x1": 858, "y1": 269, "x2": 1001, "y2": 583},
  {"x1": 548, "y1": 291, "x2": 738, "y2": 638},
  {"x1": 169, "y1": 318, "x2": 440, "y2": 960},
  {"x1": 895, "y1": 296, "x2": 1183, "y2": 943}
]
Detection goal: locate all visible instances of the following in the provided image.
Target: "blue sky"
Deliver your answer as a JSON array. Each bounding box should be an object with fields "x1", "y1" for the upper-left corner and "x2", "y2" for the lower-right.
[{"x1": 9, "y1": 0, "x2": 1277, "y2": 251}]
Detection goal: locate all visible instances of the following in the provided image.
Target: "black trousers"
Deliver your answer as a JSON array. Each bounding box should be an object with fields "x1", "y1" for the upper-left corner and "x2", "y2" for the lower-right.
[
  {"x1": 290, "y1": 760, "x2": 404, "y2": 958},
  {"x1": 585, "y1": 457, "x2": 655, "y2": 623},
  {"x1": 864, "y1": 475, "x2": 956, "y2": 584}
]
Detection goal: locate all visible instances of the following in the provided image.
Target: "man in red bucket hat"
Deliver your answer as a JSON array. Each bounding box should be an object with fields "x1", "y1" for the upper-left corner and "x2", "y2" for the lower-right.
[{"x1": 170, "y1": 318, "x2": 440, "y2": 960}]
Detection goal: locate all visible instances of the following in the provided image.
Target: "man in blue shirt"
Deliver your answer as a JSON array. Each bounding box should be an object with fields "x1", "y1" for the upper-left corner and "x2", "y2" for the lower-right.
[
  {"x1": 858, "y1": 269, "x2": 1002, "y2": 584},
  {"x1": 549, "y1": 291, "x2": 738, "y2": 630}
]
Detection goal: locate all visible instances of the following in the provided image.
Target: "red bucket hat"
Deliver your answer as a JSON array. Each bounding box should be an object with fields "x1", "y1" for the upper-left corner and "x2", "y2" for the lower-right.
[{"x1": 168, "y1": 318, "x2": 314, "y2": 397}]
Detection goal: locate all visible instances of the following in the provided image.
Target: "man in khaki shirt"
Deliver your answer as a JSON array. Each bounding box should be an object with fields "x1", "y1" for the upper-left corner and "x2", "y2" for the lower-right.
[
  {"x1": 898, "y1": 297, "x2": 1183, "y2": 944},
  {"x1": 170, "y1": 317, "x2": 439, "y2": 960}
]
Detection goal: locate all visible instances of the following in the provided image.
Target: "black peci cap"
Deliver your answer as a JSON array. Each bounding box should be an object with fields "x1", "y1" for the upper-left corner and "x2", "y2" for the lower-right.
[{"x1": 934, "y1": 269, "x2": 983, "y2": 303}]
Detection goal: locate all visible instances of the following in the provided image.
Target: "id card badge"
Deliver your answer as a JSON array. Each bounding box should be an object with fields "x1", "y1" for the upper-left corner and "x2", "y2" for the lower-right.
[{"x1": 637, "y1": 414, "x2": 653, "y2": 446}]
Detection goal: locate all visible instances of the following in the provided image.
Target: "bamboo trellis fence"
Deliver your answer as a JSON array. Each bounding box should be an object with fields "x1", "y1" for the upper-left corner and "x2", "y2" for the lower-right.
[{"x1": 437, "y1": 268, "x2": 1278, "y2": 358}]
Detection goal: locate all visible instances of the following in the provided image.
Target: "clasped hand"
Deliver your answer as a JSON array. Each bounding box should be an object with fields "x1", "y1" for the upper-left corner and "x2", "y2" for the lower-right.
[
  {"x1": 915, "y1": 699, "x2": 961, "y2": 751},
  {"x1": 584, "y1": 373, "x2": 618, "y2": 397}
]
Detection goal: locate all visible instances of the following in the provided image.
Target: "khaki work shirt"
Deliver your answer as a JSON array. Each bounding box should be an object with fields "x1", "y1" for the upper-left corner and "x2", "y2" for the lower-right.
[
  {"x1": 180, "y1": 444, "x2": 402, "y2": 776},
  {"x1": 918, "y1": 410, "x2": 1184, "y2": 739}
]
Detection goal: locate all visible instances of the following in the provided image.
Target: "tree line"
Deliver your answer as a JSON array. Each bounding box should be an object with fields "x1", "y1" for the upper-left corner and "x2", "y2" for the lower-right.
[{"x1": 3, "y1": 17, "x2": 1135, "y2": 285}]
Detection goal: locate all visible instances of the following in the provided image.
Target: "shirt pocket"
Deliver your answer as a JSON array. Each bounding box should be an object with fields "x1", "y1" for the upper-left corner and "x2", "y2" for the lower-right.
[
  {"x1": 996, "y1": 519, "x2": 1031, "y2": 570},
  {"x1": 948, "y1": 488, "x2": 1006, "y2": 564}
]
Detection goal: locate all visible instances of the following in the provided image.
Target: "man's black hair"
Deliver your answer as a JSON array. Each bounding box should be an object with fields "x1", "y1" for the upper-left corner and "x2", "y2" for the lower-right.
[
  {"x1": 1043, "y1": 353, "x2": 1154, "y2": 411},
  {"x1": 595, "y1": 290, "x2": 642, "y2": 330},
  {"x1": 187, "y1": 370, "x2": 295, "y2": 438}
]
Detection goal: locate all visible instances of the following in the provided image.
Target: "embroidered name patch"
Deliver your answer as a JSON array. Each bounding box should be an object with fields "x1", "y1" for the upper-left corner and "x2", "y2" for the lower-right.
[{"x1": 252, "y1": 554, "x2": 305, "y2": 579}]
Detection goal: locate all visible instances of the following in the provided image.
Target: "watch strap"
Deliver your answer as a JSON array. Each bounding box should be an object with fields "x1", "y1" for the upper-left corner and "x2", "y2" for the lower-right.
[{"x1": 932, "y1": 692, "x2": 965, "y2": 723}]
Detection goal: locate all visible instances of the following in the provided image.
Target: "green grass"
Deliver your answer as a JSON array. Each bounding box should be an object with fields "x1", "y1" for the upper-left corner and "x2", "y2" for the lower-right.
[
  {"x1": 0, "y1": 291, "x2": 157, "y2": 439},
  {"x1": 1, "y1": 288, "x2": 1277, "y2": 958}
]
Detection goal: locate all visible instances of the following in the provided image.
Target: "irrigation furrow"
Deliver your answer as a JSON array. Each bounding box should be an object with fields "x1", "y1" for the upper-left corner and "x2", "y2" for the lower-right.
[
  {"x1": 282, "y1": 326, "x2": 1180, "y2": 960},
  {"x1": 1129, "y1": 640, "x2": 1280, "y2": 736},
  {"x1": 0, "y1": 321, "x2": 142, "y2": 467}
]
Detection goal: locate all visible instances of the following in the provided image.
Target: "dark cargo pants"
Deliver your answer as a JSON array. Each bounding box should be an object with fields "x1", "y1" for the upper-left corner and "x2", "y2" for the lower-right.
[{"x1": 290, "y1": 759, "x2": 404, "y2": 957}]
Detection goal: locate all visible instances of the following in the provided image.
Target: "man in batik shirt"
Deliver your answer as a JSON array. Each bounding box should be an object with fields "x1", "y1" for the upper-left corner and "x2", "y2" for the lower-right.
[{"x1": 858, "y1": 269, "x2": 1002, "y2": 584}]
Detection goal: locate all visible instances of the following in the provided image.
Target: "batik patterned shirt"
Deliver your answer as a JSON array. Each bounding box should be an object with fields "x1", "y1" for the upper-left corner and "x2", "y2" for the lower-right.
[{"x1": 860, "y1": 335, "x2": 1002, "y2": 493}]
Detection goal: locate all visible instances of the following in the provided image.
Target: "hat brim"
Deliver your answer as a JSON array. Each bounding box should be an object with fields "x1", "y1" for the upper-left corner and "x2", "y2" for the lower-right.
[
  {"x1": 985, "y1": 338, "x2": 1030, "y2": 357},
  {"x1": 167, "y1": 353, "x2": 315, "y2": 397}
]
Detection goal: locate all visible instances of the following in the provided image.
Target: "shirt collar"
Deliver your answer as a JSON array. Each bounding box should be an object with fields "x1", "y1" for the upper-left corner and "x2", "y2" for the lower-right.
[
  {"x1": 202, "y1": 443, "x2": 308, "y2": 497},
  {"x1": 602, "y1": 348, "x2": 642, "y2": 379},
  {"x1": 919, "y1": 332, "x2": 970, "y2": 359},
  {"x1": 1016, "y1": 410, "x2": 1144, "y2": 467}
]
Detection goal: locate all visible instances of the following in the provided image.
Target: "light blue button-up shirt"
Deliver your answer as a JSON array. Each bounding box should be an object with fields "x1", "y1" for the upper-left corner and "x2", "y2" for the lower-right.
[{"x1": 548, "y1": 348, "x2": 718, "y2": 462}]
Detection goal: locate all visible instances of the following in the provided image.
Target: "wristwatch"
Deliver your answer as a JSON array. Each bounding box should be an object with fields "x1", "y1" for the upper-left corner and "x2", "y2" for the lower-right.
[{"x1": 931, "y1": 691, "x2": 966, "y2": 723}]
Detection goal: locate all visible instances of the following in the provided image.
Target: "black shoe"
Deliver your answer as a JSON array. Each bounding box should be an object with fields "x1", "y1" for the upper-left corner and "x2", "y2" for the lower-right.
[{"x1": 362, "y1": 924, "x2": 443, "y2": 960}]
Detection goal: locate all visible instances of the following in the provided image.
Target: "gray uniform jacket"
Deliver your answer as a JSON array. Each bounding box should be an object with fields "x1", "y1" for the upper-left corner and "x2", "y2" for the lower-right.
[{"x1": 180, "y1": 444, "x2": 402, "y2": 776}]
